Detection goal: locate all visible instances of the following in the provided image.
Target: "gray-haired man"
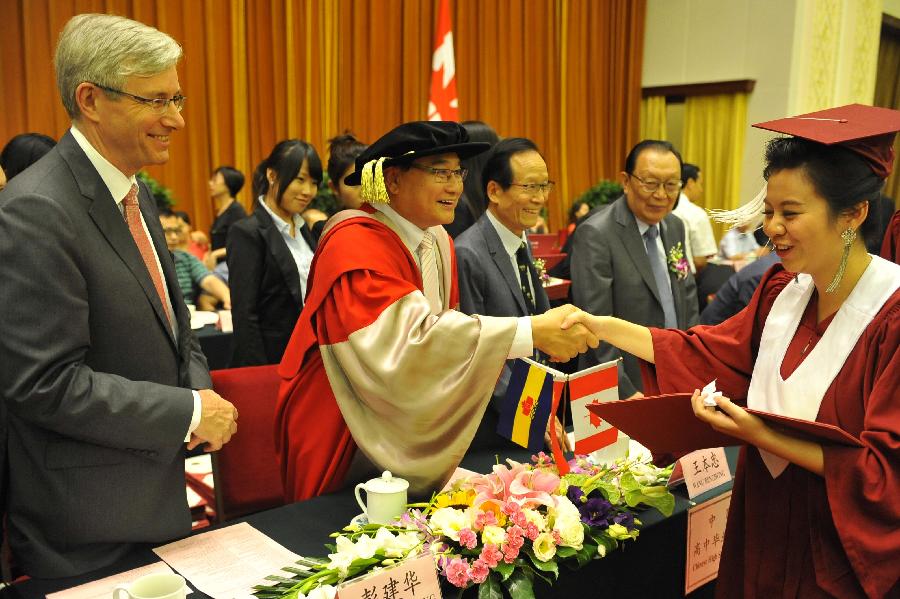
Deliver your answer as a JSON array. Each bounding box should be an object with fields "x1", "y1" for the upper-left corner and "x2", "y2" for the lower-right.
[{"x1": 0, "y1": 14, "x2": 237, "y2": 577}]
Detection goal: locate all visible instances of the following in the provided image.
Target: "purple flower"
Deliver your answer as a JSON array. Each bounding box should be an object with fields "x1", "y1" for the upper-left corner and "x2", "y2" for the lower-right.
[
  {"x1": 612, "y1": 510, "x2": 635, "y2": 529},
  {"x1": 567, "y1": 486, "x2": 614, "y2": 528}
]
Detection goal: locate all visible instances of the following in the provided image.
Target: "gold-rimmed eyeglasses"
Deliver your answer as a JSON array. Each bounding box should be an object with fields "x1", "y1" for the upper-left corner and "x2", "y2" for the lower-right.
[
  {"x1": 628, "y1": 173, "x2": 682, "y2": 197},
  {"x1": 510, "y1": 181, "x2": 555, "y2": 196},
  {"x1": 92, "y1": 82, "x2": 186, "y2": 114},
  {"x1": 410, "y1": 164, "x2": 468, "y2": 183}
]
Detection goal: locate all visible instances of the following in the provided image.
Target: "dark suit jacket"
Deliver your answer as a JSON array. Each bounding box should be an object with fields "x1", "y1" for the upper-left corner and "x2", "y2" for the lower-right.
[
  {"x1": 571, "y1": 196, "x2": 699, "y2": 397},
  {"x1": 210, "y1": 200, "x2": 248, "y2": 251},
  {"x1": 455, "y1": 214, "x2": 551, "y2": 450},
  {"x1": 227, "y1": 200, "x2": 316, "y2": 366},
  {"x1": 0, "y1": 131, "x2": 210, "y2": 578}
]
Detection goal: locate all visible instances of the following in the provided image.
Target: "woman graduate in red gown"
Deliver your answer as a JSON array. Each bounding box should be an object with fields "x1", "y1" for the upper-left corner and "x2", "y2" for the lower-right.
[{"x1": 566, "y1": 104, "x2": 900, "y2": 599}]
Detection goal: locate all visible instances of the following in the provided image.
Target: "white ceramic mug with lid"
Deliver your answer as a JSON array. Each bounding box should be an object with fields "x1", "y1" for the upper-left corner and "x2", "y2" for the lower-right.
[
  {"x1": 354, "y1": 470, "x2": 409, "y2": 524},
  {"x1": 113, "y1": 573, "x2": 187, "y2": 599}
]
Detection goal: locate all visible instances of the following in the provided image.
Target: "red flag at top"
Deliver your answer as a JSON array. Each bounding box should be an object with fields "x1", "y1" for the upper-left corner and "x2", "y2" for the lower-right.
[{"x1": 428, "y1": 0, "x2": 459, "y2": 121}]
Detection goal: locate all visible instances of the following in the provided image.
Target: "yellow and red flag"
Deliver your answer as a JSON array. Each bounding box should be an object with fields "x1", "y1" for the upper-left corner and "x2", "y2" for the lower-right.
[{"x1": 427, "y1": 0, "x2": 459, "y2": 121}]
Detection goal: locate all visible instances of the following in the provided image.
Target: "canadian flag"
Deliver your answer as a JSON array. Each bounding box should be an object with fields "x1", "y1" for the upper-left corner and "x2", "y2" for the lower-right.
[
  {"x1": 570, "y1": 361, "x2": 619, "y2": 455},
  {"x1": 427, "y1": 0, "x2": 459, "y2": 121}
]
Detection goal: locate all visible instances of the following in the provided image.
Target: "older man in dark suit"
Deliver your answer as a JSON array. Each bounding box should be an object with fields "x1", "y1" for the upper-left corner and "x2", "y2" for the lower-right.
[
  {"x1": 456, "y1": 137, "x2": 559, "y2": 450},
  {"x1": 571, "y1": 140, "x2": 699, "y2": 398},
  {"x1": 0, "y1": 14, "x2": 238, "y2": 578}
]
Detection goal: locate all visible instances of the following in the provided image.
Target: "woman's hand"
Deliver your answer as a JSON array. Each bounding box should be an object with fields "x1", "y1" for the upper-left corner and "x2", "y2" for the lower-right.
[{"x1": 690, "y1": 389, "x2": 769, "y2": 446}]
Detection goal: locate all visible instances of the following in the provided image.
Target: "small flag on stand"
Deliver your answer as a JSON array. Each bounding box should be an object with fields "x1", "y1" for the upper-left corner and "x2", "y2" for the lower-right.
[
  {"x1": 427, "y1": 0, "x2": 459, "y2": 121},
  {"x1": 570, "y1": 361, "x2": 619, "y2": 455},
  {"x1": 497, "y1": 360, "x2": 554, "y2": 453}
]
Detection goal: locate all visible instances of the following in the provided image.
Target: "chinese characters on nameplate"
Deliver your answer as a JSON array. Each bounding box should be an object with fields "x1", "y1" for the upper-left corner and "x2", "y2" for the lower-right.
[
  {"x1": 685, "y1": 491, "x2": 732, "y2": 594},
  {"x1": 678, "y1": 447, "x2": 732, "y2": 500},
  {"x1": 337, "y1": 554, "x2": 442, "y2": 599}
]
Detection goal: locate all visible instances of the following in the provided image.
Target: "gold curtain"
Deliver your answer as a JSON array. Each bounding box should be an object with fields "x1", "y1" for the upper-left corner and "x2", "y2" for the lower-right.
[
  {"x1": 875, "y1": 27, "x2": 900, "y2": 208},
  {"x1": 682, "y1": 93, "x2": 748, "y2": 241},
  {"x1": 639, "y1": 95, "x2": 667, "y2": 140},
  {"x1": 0, "y1": 0, "x2": 645, "y2": 233}
]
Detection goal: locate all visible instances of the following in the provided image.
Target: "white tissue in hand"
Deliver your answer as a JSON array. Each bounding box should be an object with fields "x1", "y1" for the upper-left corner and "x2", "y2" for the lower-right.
[{"x1": 701, "y1": 379, "x2": 723, "y2": 407}]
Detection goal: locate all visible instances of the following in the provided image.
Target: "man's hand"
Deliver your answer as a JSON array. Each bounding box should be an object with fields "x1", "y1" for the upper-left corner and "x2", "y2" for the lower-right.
[
  {"x1": 531, "y1": 304, "x2": 600, "y2": 362},
  {"x1": 544, "y1": 415, "x2": 572, "y2": 452},
  {"x1": 188, "y1": 389, "x2": 238, "y2": 452}
]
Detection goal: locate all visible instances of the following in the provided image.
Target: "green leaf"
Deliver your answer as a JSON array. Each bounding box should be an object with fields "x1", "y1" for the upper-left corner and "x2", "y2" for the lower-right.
[
  {"x1": 555, "y1": 546, "x2": 576, "y2": 559},
  {"x1": 478, "y1": 573, "x2": 504, "y2": 599},
  {"x1": 574, "y1": 543, "x2": 597, "y2": 568},
  {"x1": 502, "y1": 569, "x2": 536, "y2": 599},
  {"x1": 522, "y1": 548, "x2": 559, "y2": 579},
  {"x1": 493, "y1": 561, "x2": 515, "y2": 581}
]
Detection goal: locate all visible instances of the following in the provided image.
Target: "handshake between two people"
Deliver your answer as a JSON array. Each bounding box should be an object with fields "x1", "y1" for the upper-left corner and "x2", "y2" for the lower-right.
[{"x1": 530, "y1": 304, "x2": 601, "y2": 362}]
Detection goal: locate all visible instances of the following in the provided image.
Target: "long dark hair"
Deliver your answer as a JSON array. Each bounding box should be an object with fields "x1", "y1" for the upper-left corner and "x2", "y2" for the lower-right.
[{"x1": 252, "y1": 139, "x2": 323, "y2": 203}]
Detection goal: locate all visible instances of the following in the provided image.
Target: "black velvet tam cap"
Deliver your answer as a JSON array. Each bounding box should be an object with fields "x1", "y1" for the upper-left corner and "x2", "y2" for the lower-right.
[{"x1": 344, "y1": 121, "x2": 490, "y2": 185}]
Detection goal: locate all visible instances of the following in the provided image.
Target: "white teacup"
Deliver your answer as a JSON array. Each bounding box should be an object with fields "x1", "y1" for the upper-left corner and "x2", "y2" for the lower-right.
[
  {"x1": 354, "y1": 471, "x2": 409, "y2": 525},
  {"x1": 113, "y1": 573, "x2": 187, "y2": 599}
]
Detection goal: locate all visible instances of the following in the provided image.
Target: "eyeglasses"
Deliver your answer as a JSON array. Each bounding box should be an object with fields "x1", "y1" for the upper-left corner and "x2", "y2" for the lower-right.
[
  {"x1": 410, "y1": 164, "x2": 468, "y2": 183},
  {"x1": 510, "y1": 181, "x2": 555, "y2": 196},
  {"x1": 628, "y1": 173, "x2": 682, "y2": 197},
  {"x1": 92, "y1": 82, "x2": 186, "y2": 114}
]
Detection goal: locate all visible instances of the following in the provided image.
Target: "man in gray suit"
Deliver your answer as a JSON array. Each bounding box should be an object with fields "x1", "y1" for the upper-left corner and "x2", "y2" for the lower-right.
[
  {"x1": 571, "y1": 140, "x2": 699, "y2": 398},
  {"x1": 0, "y1": 14, "x2": 238, "y2": 578},
  {"x1": 456, "y1": 137, "x2": 557, "y2": 450}
]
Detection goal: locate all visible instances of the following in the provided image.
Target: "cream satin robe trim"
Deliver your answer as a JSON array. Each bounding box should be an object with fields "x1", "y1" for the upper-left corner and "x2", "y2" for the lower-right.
[
  {"x1": 747, "y1": 256, "x2": 900, "y2": 477},
  {"x1": 321, "y1": 294, "x2": 517, "y2": 495}
]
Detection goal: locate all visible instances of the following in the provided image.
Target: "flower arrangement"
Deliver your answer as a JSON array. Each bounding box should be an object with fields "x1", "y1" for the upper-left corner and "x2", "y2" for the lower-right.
[
  {"x1": 254, "y1": 454, "x2": 674, "y2": 599},
  {"x1": 667, "y1": 242, "x2": 690, "y2": 280},
  {"x1": 532, "y1": 258, "x2": 551, "y2": 286}
]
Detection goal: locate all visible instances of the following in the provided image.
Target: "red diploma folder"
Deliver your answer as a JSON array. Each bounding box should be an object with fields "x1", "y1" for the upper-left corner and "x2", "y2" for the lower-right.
[{"x1": 585, "y1": 393, "x2": 862, "y2": 455}]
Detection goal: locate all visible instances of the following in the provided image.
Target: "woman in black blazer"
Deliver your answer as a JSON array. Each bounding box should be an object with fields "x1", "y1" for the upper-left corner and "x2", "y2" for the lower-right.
[{"x1": 227, "y1": 139, "x2": 321, "y2": 366}]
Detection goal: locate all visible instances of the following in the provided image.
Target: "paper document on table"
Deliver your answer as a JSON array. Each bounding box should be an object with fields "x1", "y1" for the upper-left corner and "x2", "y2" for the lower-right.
[
  {"x1": 154, "y1": 522, "x2": 301, "y2": 599},
  {"x1": 47, "y1": 562, "x2": 178, "y2": 599}
]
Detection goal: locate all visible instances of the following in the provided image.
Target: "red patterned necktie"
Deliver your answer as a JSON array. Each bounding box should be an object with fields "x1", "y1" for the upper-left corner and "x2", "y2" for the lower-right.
[{"x1": 122, "y1": 184, "x2": 172, "y2": 326}]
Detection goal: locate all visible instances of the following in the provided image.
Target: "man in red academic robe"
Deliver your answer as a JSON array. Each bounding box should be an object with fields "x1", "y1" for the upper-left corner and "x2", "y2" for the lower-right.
[{"x1": 275, "y1": 122, "x2": 598, "y2": 501}]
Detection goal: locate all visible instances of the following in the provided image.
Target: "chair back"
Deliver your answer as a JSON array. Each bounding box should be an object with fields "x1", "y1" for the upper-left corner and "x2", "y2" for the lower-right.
[
  {"x1": 210, "y1": 365, "x2": 284, "y2": 521},
  {"x1": 527, "y1": 233, "x2": 559, "y2": 256}
]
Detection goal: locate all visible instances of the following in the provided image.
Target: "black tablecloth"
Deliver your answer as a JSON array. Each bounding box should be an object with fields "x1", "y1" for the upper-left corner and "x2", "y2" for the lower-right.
[{"x1": 6, "y1": 448, "x2": 737, "y2": 599}]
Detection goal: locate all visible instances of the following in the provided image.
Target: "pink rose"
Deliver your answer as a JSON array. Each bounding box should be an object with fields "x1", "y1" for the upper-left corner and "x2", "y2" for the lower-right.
[
  {"x1": 480, "y1": 544, "x2": 502, "y2": 568},
  {"x1": 469, "y1": 559, "x2": 490, "y2": 584},
  {"x1": 443, "y1": 557, "x2": 471, "y2": 588},
  {"x1": 458, "y1": 528, "x2": 477, "y2": 549}
]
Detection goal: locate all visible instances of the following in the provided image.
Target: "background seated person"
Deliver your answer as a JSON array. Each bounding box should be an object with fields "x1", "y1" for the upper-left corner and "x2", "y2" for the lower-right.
[
  {"x1": 719, "y1": 221, "x2": 761, "y2": 260},
  {"x1": 205, "y1": 165, "x2": 247, "y2": 268},
  {"x1": 0, "y1": 132, "x2": 57, "y2": 180},
  {"x1": 160, "y1": 210, "x2": 231, "y2": 310}
]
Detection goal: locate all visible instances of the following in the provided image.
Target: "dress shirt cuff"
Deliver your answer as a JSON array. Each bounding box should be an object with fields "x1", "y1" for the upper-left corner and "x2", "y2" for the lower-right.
[
  {"x1": 185, "y1": 390, "x2": 202, "y2": 442},
  {"x1": 507, "y1": 316, "x2": 534, "y2": 359}
]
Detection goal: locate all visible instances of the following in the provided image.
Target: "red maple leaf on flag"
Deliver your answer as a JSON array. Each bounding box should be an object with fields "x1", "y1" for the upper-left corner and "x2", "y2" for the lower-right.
[
  {"x1": 588, "y1": 401, "x2": 604, "y2": 427},
  {"x1": 427, "y1": 0, "x2": 459, "y2": 121},
  {"x1": 521, "y1": 396, "x2": 534, "y2": 417}
]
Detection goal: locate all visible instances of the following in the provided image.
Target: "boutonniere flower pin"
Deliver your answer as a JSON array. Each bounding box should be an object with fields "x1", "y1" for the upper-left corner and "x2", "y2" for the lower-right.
[
  {"x1": 533, "y1": 257, "x2": 551, "y2": 286},
  {"x1": 667, "y1": 243, "x2": 690, "y2": 280}
]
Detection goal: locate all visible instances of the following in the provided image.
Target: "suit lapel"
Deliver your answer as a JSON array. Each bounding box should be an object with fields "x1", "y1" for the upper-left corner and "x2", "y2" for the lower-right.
[
  {"x1": 613, "y1": 198, "x2": 662, "y2": 305},
  {"x1": 481, "y1": 218, "x2": 529, "y2": 315},
  {"x1": 523, "y1": 240, "x2": 551, "y2": 313},
  {"x1": 59, "y1": 134, "x2": 176, "y2": 348},
  {"x1": 254, "y1": 201, "x2": 304, "y2": 307}
]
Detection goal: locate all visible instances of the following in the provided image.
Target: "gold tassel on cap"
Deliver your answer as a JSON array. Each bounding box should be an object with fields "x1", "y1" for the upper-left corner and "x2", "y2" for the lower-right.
[{"x1": 360, "y1": 157, "x2": 390, "y2": 203}]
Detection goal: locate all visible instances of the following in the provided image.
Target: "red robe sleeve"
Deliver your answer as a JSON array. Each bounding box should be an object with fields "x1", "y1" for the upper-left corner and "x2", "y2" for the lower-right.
[
  {"x1": 821, "y1": 299, "x2": 900, "y2": 598},
  {"x1": 640, "y1": 265, "x2": 794, "y2": 402},
  {"x1": 880, "y1": 210, "x2": 900, "y2": 264}
]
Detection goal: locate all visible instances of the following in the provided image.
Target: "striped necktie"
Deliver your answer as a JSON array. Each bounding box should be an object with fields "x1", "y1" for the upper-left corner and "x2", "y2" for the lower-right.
[
  {"x1": 122, "y1": 184, "x2": 172, "y2": 326},
  {"x1": 417, "y1": 231, "x2": 442, "y2": 315},
  {"x1": 644, "y1": 225, "x2": 677, "y2": 328}
]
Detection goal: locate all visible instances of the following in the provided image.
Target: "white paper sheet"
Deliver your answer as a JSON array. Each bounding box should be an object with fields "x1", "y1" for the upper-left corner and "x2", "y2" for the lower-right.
[
  {"x1": 154, "y1": 522, "x2": 300, "y2": 599},
  {"x1": 47, "y1": 562, "x2": 177, "y2": 599}
]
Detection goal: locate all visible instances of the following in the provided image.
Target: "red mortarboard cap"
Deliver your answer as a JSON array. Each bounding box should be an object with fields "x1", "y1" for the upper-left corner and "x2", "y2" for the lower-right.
[{"x1": 753, "y1": 103, "x2": 900, "y2": 178}]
